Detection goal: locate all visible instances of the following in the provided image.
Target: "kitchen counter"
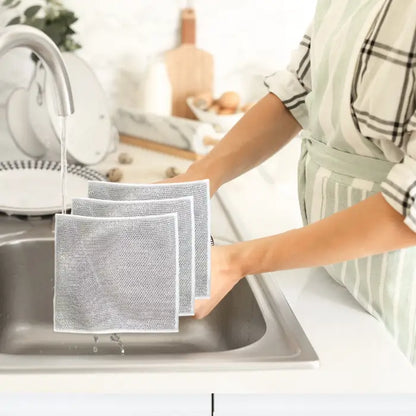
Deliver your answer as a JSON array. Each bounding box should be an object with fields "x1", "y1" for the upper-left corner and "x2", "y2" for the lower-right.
[{"x1": 0, "y1": 115, "x2": 415, "y2": 393}]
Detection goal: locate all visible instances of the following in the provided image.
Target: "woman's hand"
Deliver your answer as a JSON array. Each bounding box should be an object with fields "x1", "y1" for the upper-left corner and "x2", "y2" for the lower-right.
[
  {"x1": 157, "y1": 94, "x2": 300, "y2": 196},
  {"x1": 156, "y1": 169, "x2": 220, "y2": 198},
  {"x1": 194, "y1": 244, "x2": 244, "y2": 319}
]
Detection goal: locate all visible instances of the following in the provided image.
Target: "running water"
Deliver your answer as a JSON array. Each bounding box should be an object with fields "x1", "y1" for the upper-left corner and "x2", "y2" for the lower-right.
[
  {"x1": 110, "y1": 333, "x2": 125, "y2": 354},
  {"x1": 59, "y1": 116, "x2": 68, "y2": 214}
]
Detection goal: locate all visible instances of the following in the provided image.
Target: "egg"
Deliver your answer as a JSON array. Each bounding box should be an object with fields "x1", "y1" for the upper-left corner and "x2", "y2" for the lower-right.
[{"x1": 218, "y1": 91, "x2": 240, "y2": 110}]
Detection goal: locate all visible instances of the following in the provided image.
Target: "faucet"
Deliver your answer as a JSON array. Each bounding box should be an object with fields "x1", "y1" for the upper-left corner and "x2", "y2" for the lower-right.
[{"x1": 0, "y1": 25, "x2": 74, "y2": 116}]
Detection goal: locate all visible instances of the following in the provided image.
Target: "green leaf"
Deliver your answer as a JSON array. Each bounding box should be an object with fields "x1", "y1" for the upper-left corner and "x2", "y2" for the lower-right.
[
  {"x1": 47, "y1": 0, "x2": 63, "y2": 7},
  {"x1": 26, "y1": 17, "x2": 46, "y2": 30},
  {"x1": 8, "y1": 1, "x2": 21, "y2": 8},
  {"x1": 43, "y1": 21, "x2": 67, "y2": 46},
  {"x1": 6, "y1": 16, "x2": 20, "y2": 25},
  {"x1": 24, "y1": 5, "x2": 42, "y2": 18},
  {"x1": 58, "y1": 9, "x2": 77, "y2": 24},
  {"x1": 4, "y1": 0, "x2": 82, "y2": 52}
]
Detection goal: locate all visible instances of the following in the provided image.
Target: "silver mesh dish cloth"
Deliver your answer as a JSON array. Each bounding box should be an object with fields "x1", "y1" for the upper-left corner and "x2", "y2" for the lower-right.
[
  {"x1": 54, "y1": 213, "x2": 179, "y2": 333},
  {"x1": 88, "y1": 180, "x2": 211, "y2": 298},
  {"x1": 72, "y1": 196, "x2": 195, "y2": 316}
]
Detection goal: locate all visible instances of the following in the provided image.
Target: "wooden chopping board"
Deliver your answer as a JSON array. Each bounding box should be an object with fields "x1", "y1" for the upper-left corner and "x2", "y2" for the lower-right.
[{"x1": 165, "y1": 8, "x2": 214, "y2": 119}]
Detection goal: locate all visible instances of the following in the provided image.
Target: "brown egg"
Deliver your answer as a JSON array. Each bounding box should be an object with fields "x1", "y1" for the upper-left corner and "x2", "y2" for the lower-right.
[
  {"x1": 218, "y1": 91, "x2": 240, "y2": 110},
  {"x1": 218, "y1": 107, "x2": 236, "y2": 115},
  {"x1": 193, "y1": 92, "x2": 213, "y2": 111}
]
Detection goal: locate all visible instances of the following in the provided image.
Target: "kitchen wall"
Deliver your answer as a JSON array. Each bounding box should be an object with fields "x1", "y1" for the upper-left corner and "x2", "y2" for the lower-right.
[{"x1": 0, "y1": 0, "x2": 316, "y2": 113}]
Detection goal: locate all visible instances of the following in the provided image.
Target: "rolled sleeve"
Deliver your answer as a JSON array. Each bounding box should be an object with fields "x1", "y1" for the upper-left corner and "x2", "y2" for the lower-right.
[
  {"x1": 381, "y1": 127, "x2": 416, "y2": 232},
  {"x1": 264, "y1": 24, "x2": 312, "y2": 128}
]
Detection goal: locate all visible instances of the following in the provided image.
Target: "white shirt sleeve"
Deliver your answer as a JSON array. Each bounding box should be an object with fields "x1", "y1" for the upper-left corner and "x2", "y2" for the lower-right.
[
  {"x1": 263, "y1": 23, "x2": 313, "y2": 128},
  {"x1": 381, "y1": 109, "x2": 416, "y2": 232}
]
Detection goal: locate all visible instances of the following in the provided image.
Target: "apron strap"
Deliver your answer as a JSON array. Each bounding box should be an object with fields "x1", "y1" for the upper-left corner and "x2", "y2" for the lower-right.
[{"x1": 302, "y1": 134, "x2": 395, "y2": 184}]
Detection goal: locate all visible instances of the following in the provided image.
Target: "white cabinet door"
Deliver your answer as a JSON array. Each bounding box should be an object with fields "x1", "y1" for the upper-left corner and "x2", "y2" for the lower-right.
[
  {"x1": 0, "y1": 394, "x2": 212, "y2": 416},
  {"x1": 214, "y1": 394, "x2": 416, "y2": 416}
]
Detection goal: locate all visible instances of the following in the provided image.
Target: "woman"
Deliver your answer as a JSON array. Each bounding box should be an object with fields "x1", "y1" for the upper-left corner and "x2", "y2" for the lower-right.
[{"x1": 169, "y1": 0, "x2": 416, "y2": 364}]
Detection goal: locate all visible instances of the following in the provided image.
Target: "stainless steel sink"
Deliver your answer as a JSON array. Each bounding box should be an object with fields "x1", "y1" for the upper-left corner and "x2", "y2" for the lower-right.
[{"x1": 0, "y1": 194, "x2": 318, "y2": 371}]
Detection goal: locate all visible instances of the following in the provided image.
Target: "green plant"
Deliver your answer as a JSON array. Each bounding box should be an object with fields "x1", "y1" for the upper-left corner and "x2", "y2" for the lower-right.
[{"x1": 2, "y1": 0, "x2": 81, "y2": 54}]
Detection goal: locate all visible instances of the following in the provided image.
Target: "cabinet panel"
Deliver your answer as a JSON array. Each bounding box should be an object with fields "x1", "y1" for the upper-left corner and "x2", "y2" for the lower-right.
[
  {"x1": 215, "y1": 394, "x2": 416, "y2": 416},
  {"x1": 0, "y1": 394, "x2": 211, "y2": 416}
]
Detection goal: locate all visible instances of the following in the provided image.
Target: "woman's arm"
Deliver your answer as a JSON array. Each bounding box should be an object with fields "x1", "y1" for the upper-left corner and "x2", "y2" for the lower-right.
[
  {"x1": 195, "y1": 193, "x2": 416, "y2": 318},
  {"x1": 167, "y1": 93, "x2": 301, "y2": 196}
]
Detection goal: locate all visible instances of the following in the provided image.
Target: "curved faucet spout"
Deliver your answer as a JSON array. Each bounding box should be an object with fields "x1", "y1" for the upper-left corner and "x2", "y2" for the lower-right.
[{"x1": 0, "y1": 25, "x2": 74, "y2": 116}]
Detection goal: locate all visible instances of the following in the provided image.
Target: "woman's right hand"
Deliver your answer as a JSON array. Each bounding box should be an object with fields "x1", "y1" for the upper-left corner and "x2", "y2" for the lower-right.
[
  {"x1": 194, "y1": 244, "x2": 244, "y2": 319},
  {"x1": 157, "y1": 164, "x2": 219, "y2": 198}
]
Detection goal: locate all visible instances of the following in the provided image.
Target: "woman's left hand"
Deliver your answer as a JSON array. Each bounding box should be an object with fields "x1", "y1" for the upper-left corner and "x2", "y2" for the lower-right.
[{"x1": 194, "y1": 244, "x2": 244, "y2": 319}]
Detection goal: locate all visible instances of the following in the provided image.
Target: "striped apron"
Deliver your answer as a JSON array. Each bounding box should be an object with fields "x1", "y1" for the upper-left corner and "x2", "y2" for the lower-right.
[{"x1": 297, "y1": 133, "x2": 416, "y2": 364}]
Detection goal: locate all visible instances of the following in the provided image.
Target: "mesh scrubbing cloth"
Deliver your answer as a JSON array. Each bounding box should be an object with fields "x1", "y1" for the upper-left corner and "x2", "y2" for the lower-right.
[
  {"x1": 88, "y1": 180, "x2": 211, "y2": 298},
  {"x1": 54, "y1": 213, "x2": 179, "y2": 333},
  {"x1": 72, "y1": 196, "x2": 195, "y2": 316}
]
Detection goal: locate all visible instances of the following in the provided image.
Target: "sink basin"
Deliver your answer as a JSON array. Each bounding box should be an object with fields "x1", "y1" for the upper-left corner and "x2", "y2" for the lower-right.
[
  {"x1": 0, "y1": 194, "x2": 318, "y2": 371},
  {"x1": 0, "y1": 239, "x2": 265, "y2": 355}
]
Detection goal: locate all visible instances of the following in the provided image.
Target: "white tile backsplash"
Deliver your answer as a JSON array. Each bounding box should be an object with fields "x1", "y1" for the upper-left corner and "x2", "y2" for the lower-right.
[{"x1": 0, "y1": 0, "x2": 316, "y2": 112}]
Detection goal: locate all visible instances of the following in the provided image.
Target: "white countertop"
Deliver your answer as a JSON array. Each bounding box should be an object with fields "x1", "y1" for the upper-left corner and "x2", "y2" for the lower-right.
[{"x1": 0, "y1": 114, "x2": 415, "y2": 393}]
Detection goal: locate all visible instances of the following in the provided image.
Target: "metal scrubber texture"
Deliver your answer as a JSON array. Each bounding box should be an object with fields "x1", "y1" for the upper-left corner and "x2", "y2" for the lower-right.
[
  {"x1": 88, "y1": 179, "x2": 211, "y2": 298},
  {"x1": 72, "y1": 196, "x2": 196, "y2": 316},
  {"x1": 54, "y1": 213, "x2": 179, "y2": 333}
]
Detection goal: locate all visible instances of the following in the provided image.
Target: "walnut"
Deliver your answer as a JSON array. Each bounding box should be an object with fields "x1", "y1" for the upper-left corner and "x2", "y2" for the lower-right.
[
  {"x1": 106, "y1": 167, "x2": 123, "y2": 182},
  {"x1": 118, "y1": 152, "x2": 133, "y2": 164}
]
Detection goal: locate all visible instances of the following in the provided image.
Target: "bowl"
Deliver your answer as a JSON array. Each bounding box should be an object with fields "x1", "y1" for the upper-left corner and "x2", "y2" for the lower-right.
[{"x1": 186, "y1": 97, "x2": 244, "y2": 132}]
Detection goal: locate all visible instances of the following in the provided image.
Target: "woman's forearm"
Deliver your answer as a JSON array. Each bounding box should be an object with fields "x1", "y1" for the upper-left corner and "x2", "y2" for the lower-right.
[
  {"x1": 232, "y1": 193, "x2": 416, "y2": 276},
  {"x1": 187, "y1": 93, "x2": 301, "y2": 193}
]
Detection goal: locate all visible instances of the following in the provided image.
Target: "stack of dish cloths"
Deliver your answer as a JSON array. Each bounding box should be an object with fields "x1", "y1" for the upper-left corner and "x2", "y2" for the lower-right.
[{"x1": 54, "y1": 179, "x2": 210, "y2": 334}]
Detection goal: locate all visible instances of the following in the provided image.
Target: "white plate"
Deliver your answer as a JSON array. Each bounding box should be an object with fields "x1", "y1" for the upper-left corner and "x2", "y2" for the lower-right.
[
  {"x1": 6, "y1": 88, "x2": 47, "y2": 158},
  {"x1": 28, "y1": 53, "x2": 113, "y2": 165},
  {"x1": 0, "y1": 160, "x2": 105, "y2": 216}
]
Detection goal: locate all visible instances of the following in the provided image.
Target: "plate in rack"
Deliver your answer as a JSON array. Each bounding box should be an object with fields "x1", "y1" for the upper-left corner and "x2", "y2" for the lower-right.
[{"x1": 0, "y1": 160, "x2": 105, "y2": 216}]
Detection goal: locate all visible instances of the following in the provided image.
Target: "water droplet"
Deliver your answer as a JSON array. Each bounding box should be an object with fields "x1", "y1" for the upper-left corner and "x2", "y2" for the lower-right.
[
  {"x1": 110, "y1": 333, "x2": 125, "y2": 355},
  {"x1": 93, "y1": 335, "x2": 99, "y2": 354}
]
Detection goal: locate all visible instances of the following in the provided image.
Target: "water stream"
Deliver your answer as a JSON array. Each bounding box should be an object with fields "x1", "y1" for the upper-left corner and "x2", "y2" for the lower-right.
[{"x1": 59, "y1": 116, "x2": 68, "y2": 214}]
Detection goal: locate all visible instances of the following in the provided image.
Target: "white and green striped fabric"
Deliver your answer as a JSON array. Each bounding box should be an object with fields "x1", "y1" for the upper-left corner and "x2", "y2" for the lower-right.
[
  {"x1": 298, "y1": 135, "x2": 416, "y2": 364},
  {"x1": 265, "y1": 0, "x2": 416, "y2": 364}
]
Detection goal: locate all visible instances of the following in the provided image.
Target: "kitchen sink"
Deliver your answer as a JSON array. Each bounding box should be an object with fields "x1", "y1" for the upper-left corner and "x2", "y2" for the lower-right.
[{"x1": 0, "y1": 194, "x2": 318, "y2": 371}]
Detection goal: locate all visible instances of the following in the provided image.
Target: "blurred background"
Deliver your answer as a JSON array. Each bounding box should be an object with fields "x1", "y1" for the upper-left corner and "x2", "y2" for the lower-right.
[{"x1": 0, "y1": 0, "x2": 316, "y2": 112}]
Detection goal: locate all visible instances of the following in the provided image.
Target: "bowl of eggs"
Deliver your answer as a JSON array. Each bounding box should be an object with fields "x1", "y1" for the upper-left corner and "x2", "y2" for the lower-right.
[{"x1": 187, "y1": 91, "x2": 254, "y2": 132}]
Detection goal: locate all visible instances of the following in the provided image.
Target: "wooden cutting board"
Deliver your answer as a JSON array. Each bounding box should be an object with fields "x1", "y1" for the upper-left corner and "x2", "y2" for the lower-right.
[{"x1": 165, "y1": 8, "x2": 214, "y2": 119}]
